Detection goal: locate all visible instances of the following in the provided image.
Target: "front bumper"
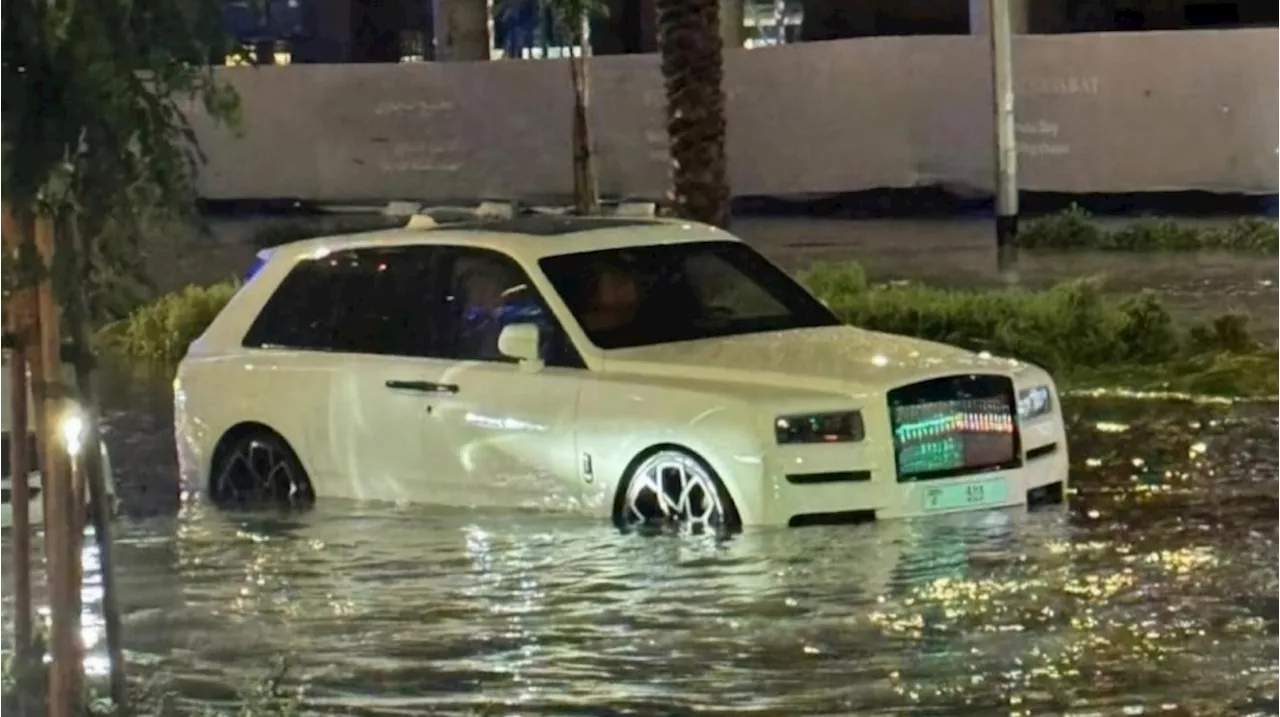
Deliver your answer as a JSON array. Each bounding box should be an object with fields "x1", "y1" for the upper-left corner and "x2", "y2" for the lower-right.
[{"x1": 758, "y1": 418, "x2": 1069, "y2": 527}]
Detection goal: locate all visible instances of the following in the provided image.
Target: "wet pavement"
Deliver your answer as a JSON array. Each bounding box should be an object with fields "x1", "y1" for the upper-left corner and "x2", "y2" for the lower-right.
[{"x1": 2, "y1": 216, "x2": 1276, "y2": 714}]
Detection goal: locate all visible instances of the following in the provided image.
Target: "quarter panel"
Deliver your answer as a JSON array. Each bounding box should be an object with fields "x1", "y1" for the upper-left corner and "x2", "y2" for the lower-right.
[{"x1": 178, "y1": 351, "x2": 340, "y2": 497}]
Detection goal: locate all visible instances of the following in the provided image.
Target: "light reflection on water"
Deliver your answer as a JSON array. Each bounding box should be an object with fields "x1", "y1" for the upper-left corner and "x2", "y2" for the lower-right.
[{"x1": 4, "y1": 398, "x2": 1278, "y2": 716}]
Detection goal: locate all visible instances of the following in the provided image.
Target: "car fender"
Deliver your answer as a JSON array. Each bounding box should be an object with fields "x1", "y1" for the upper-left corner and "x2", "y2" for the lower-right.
[{"x1": 574, "y1": 376, "x2": 772, "y2": 524}]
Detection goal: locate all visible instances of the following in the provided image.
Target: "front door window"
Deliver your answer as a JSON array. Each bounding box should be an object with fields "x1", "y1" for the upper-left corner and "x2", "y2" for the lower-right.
[{"x1": 440, "y1": 248, "x2": 585, "y2": 368}]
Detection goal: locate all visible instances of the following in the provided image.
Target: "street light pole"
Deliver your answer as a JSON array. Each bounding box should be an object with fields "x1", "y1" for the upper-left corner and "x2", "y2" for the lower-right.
[{"x1": 989, "y1": 0, "x2": 1019, "y2": 275}]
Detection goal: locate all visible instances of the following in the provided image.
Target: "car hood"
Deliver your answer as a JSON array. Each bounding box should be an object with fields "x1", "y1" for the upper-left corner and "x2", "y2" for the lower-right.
[{"x1": 599, "y1": 325, "x2": 1037, "y2": 395}]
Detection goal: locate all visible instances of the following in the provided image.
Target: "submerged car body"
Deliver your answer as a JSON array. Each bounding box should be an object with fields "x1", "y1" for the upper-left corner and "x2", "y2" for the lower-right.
[{"x1": 175, "y1": 213, "x2": 1068, "y2": 530}]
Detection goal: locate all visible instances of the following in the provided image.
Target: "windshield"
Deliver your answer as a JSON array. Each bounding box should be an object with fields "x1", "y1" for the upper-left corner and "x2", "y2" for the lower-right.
[{"x1": 538, "y1": 240, "x2": 841, "y2": 350}]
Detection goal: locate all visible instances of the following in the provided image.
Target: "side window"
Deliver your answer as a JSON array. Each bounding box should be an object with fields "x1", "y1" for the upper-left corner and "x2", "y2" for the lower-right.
[
  {"x1": 241, "y1": 260, "x2": 339, "y2": 350},
  {"x1": 329, "y1": 248, "x2": 438, "y2": 357},
  {"x1": 242, "y1": 246, "x2": 439, "y2": 357},
  {"x1": 441, "y1": 249, "x2": 585, "y2": 369}
]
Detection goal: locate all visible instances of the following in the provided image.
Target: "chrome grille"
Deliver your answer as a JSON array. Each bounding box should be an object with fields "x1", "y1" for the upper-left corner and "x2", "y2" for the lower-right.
[{"x1": 888, "y1": 374, "x2": 1022, "y2": 482}]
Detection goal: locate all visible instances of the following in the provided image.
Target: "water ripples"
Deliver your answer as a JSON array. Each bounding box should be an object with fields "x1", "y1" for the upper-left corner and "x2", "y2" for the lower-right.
[{"x1": 5, "y1": 398, "x2": 1278, "y2": 716}]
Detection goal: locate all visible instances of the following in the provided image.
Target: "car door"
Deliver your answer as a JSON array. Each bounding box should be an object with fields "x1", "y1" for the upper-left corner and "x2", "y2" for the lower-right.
[
  {"x1": 307, "y1": 245, "x2": 460, "y2": 504},
  {"x1": 424, "y1": 246, "x2": 587, "y2": 511}
]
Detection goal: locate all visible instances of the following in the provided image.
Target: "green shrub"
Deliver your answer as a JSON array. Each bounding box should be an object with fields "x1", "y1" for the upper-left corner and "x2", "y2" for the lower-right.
[
  {"x1": 1107, "y1": 218, "x2": 1202, "y2": 251},
  {"x1": 797, "y1": 262, "x2": 1274, "y2": 396},
  {"x1": 96, "y1": 282, "x2": 240, "y2": 365},
  {"x1": 1015, "y1": 204, "x2": 1105, "y2": 250},
  {"x1": 802, "y1": 271, "x2": 1184, "y2": 373},
  {"x1": 1017, "y1": 205, "x2": 1278, "y2": 255}
]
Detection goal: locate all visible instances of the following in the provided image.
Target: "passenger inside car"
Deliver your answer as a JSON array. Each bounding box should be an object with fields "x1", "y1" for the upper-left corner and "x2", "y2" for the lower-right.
[{"x1": 455, "y1": 267, "x2": 508, "y2": 360}]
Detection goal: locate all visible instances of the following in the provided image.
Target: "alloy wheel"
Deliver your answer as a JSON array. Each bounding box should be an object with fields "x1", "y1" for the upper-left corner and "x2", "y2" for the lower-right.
[
  {"x1": 213, "y1": 438, "x2": 307, "y2": 507},
  {"x1": 622, "y1": 450, "x2": 726, "y2": 533}
]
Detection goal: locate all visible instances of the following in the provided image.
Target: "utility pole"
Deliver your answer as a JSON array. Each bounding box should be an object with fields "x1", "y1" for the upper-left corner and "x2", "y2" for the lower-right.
[{"x1": 989, "y1": 0, "x2": 1019, "y2": 276}]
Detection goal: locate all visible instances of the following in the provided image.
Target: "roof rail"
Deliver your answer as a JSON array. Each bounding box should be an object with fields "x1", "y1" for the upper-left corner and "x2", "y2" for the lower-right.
[
  {"x1": 400, "y1": 198, "x2": 660, "y2": 229},
  {"x1": 609, "y1": 200, "x2": 658, "y2": 218}
]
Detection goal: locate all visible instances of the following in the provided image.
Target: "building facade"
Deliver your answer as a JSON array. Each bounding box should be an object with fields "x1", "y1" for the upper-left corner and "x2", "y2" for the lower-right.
[{"x1": 221, "y1": 0, "x2": 1278, "y2": 64}]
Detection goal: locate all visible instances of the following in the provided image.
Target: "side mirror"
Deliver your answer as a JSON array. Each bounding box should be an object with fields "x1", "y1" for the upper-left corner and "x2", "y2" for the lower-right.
[{"x1": 497, "y1": 322, "x2": 544, "y2": 370}]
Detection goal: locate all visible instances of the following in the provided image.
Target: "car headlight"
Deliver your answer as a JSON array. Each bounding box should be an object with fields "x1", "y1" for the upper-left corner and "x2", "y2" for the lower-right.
[
  {"x1": 1018, "y1": 385, "x2": 1054, "y2": 421},
  {"x1": 775, "y1": 411, "x2": 865, "y2": 444}
]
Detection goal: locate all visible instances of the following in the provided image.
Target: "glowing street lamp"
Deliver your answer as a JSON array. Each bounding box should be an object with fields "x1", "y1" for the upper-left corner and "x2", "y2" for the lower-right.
[{"x1": 60, "y1": 406, "x2": 86, "y2": 457}]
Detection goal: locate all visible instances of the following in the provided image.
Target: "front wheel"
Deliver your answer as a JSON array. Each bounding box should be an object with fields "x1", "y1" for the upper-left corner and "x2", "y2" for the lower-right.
[{"x1": 616, "y1": 448, "x2": 741, "y2": 535}]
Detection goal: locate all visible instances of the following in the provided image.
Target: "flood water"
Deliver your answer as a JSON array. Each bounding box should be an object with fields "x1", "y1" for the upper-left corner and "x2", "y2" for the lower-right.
[
  {"x1": 1, "y1": 217, "x2": 1262, "y2": 713},
  {"x1": 6, "y1": 389, "x2": 1279, "y2": 716}
]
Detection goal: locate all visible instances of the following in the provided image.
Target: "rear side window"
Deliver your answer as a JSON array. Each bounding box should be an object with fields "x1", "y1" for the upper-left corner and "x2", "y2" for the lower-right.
[{"x1": 242, "y1": 246, "x2": 439, "y2": 357}]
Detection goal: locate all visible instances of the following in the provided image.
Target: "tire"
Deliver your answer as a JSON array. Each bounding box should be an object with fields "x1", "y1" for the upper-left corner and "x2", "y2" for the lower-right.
[
  {"x1": 614, "y1": 446, "x2": 742, "y2": 535},
  {"x1": 209, "y1": 431, "x2": 314, "y2": 510}
]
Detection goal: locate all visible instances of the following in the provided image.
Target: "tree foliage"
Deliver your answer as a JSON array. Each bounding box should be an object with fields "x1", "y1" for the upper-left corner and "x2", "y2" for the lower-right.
[
  {"x1": 2, "y1": 0, "x2": 242, "y2": 320},
  {"x1": 4, "y1": 5, "x2": 243, "y2": 708}
]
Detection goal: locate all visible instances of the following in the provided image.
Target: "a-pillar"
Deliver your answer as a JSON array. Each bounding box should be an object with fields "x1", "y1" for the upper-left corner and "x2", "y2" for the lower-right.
[
  {"x1": 433, "y1": 0, "x2": 492, "y2": 61},
  {"x1": 969, "y1": 0, "x2": 1031, "y2": 34},
  {"x1": 720, "y1": 0, "x2": 745, "y2": 49}
]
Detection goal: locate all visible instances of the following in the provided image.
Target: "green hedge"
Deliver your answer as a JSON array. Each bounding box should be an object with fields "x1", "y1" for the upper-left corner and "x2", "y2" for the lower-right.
[
  {"x1": 800, "y1": 262, "x2": 1275, "y2": 397},
  {"x1": 1017, "y1": 205, "x2": 1278, "y2": 254},
  {"x1": 99, "y1": 262, "x2": 1277, "y2": 397},
  {"x1": 95, "y1": 282, "x2": 239, "y2": 365}
]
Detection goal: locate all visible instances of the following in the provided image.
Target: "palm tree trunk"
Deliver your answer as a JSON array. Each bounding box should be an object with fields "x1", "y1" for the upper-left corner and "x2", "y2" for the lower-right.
[
  {"x1": 568, "y1": 19, "x2": 600, "y2": 215},
  {"x1": 656, "y1": 0, "x2": 731, "y2": 228}
]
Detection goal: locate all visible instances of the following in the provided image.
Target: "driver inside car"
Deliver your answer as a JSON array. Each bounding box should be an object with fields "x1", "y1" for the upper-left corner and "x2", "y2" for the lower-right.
[{"x1": 580, "y1": 263, "x2": 641, "y2": 333}]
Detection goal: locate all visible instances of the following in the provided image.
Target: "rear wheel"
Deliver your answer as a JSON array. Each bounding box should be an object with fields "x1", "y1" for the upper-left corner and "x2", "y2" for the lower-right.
[
  {"x1": 210, "y1": 431, "x2": 314, "y2": 510},
  {"x1": 616, "y1": 447, "x2": 740, "y2": 535}
]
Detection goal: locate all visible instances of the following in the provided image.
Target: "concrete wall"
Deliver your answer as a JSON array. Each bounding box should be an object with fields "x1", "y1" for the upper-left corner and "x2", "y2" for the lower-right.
[{"x1": 187, "y1": 29, "x2": 1279, "y2": 202}]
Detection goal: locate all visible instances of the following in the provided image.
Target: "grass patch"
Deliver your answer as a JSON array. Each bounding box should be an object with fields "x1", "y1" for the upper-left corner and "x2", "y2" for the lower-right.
[
  {"x1": 1017, "y1": 205, "x2": 1278, "y2": 255},
  {"x1": 99, "y1": 262, "x2": 1277, "y2": 398}
]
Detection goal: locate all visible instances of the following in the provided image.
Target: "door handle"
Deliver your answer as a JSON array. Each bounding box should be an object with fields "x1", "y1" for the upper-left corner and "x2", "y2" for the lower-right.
[{"x1": 385, "y1": 379, "x2": 460, "y2": 395}]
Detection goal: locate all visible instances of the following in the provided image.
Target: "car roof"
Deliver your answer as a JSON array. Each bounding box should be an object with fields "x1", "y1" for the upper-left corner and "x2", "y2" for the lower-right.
[{"x1": 271, "y1": 214, "x2": 738, "y2": 264}]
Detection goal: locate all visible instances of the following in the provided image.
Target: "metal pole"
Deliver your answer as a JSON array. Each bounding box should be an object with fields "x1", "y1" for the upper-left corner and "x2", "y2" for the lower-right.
[
  {"x1": 1, "y1": 206, "x2": 36, "y2": 674},
  {"x1": 8, "y1": 346, "x2": 34, "y2": 663},
  {"x1": 989, "y1": 0, "x2": 1019, "y2": 274}
]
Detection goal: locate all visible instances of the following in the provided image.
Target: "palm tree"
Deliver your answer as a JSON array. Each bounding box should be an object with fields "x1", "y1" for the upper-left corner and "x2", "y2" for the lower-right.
[{"x1": 655, "y1": 0, "x2": 731, "y2": 228}]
